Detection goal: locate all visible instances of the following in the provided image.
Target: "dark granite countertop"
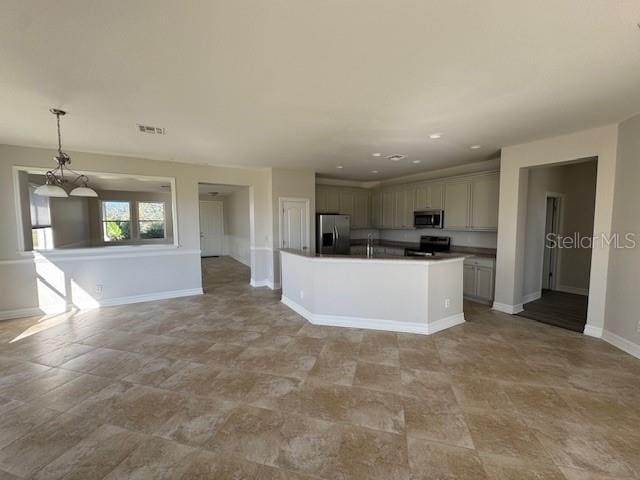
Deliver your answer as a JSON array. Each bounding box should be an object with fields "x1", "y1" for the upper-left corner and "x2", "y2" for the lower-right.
[
  {"x1": 280, "y1": 248, "x2": 465, "y2": 263},
  {"x1": 350, "y1": 239, "x2": 496, "y2": 258}
]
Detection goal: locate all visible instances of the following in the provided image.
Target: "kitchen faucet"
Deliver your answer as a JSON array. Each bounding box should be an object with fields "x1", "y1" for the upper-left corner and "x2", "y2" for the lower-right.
[{"x1": 366, "y1": 233, "x2": 374, "y2": 258}]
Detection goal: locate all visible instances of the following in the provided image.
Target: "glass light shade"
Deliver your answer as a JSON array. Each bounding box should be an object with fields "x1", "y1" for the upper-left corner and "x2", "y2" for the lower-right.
[
  {"x1": 70, "y1": 186, "x2": 98, "y2": 197},
  {"x1": 33, "y1": 184, "x2": 68, "y2": 197}
]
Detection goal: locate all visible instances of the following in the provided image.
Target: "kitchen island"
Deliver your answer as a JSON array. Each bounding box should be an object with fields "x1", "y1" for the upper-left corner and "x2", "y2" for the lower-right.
[{"x1": 280, "y1": 249, "x2": 465, "y2": 335}]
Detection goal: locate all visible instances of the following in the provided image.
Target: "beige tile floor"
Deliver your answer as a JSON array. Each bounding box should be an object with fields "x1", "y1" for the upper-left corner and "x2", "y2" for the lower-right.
[{"x1": 0, "y1": 256, "x2": 639, "y2": 479}]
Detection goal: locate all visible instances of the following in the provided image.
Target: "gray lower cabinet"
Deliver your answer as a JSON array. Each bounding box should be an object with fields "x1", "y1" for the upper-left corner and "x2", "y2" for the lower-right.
[{"x1": 463, "y1": 257, "x2": 495, "y2": 303}]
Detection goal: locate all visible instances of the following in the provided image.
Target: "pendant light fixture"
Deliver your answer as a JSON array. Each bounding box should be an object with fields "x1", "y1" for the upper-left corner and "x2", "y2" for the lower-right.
[{"x1": 34, "y1": 109, "x2": 98, "y2": 198}]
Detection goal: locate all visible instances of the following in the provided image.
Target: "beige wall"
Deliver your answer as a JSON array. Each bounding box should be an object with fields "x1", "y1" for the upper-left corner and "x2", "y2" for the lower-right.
[
  {"x1": 494, "y1": 124, "x2": 618, "y2": 336},
  {"x1": 222, "y1": 187, "x2": 251, "y2": 266},
  {"x1": 50, "y1": 196, "x2": 90, "y2": 248},
  {"x1": 0, "y1": 144, "x2": 276, "y2": 317},
  {"x1": 270, "y1": 168, "x2": 316, "y2": 287},
  {"x1": 604, "y1": 114, "x2": 640, "y2": 351},
  {"x1": 557, "y1": 161, "x2": 597, "y2": 292}
]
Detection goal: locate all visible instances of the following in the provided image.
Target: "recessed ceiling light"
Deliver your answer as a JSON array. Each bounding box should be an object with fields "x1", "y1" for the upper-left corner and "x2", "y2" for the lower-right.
[
  {"x1": 371, "y1": 170, "x2": 379, "y2": 174},
  {"x1": 372, "y1": 153, "x2": 382, "y2": 157},
  {"x1": 469, "y1": 145, "x2": 481, "y2": 150},
  {"x1": 412, "y1": 160, "x2": 421, "y2": 164},
  {"x1": 336, "y1": 165, "x2": 343, "y2": 169},
  {"x1": 429, "y1": 133, "x2": 443, "y2": 139}
]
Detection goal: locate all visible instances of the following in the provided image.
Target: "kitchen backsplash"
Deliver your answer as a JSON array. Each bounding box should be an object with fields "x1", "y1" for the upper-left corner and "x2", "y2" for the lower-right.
[
  {"x1": 373, "y1": 228, "x2": 497, "y2": 248},
  {"x1": 350, "y1": 229, "x2": 380, "y2": 240}
]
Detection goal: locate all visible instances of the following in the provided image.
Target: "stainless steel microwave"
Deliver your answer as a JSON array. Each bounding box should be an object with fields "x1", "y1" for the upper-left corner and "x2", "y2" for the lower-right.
[{"x1": 414, "y1": 210, "x2": 444, "y2": 229}]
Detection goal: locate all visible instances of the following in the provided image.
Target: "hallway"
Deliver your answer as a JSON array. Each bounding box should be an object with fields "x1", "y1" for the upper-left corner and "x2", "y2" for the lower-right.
[{"x1": 517, "y1": 290, "x2": 588, "y2": 333}]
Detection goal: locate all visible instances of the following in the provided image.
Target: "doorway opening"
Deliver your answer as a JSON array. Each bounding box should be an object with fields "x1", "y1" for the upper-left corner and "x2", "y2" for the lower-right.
[
  {"x1": 198, "y1": 183, "x2": 251, "y2": 289},
  {"x1": 517, "y1": 158, "x2": 597, "y2": 332}
]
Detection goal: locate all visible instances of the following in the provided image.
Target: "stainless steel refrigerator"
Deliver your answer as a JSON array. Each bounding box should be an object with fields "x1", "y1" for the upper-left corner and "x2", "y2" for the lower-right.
[{"x1": 316, "y1": 214, "x2": 351, "y2": 255}]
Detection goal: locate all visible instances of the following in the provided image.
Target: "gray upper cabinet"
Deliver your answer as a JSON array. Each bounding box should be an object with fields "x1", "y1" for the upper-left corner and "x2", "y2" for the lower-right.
[
  {"x1": 382, "y1": 190, "x2": 394, "y2": 228},
  {"x1": 415, "y1": 182, "x2": 443, "y2": 211},
  {"x1": 404, "y1": 186, "x2": 417, "y2": 228},
  {"x1": 316, "y1": 187, "x2": 328, "y2": 213},
  {"x1": 470, "y1": 175, "x2": 499, "y2": 230},
  {"x1": 371, "y1": 190, "x2": 382, "y2": 228},
  {"x1": 444, "y1": 181, "x2": 471, "y2": 229},
  {"x1": 316, "y1": 171, "x2": 498, "y2": 232},
  {"x1": 316, "y1": 186, "x2": 370, "y2": 228},
  {"x1": 393, "y1": 189, "x2": 407, "y2": 229},
  {"x1": 353, "y1": 190, "x2": 370, "y2": 228},
  {"x1": 339, "y1": 191, "x2": 355, "y2": 218},
  {"x1": 443, "y1": 173, "x2": 499, "y2": 231},
  {"x1": 415, "y1": 184, "x2": 429, "y2": 210},
  {"x1": 326, "y1": 189, "x2": 340, "y2": 213},
  {"x1": 429, "y1": 183, "x2": 444, "y2": 209}
]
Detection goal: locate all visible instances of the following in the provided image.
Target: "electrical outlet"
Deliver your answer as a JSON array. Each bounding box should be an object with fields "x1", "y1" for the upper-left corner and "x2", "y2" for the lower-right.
[
  {"x1": 444, "y1": 298, "x2": 451, "y2": 309},
  {"x1": 300, "y1": 290, "x2": 304, "y2": 299},
  {"x1": 94, "y1": 284, "x2": 103, "y2": 295}
]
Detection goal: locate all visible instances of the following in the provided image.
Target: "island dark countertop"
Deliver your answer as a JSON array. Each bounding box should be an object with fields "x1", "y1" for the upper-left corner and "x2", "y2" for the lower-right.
[
  {"x1": 280, "y1": 248, "x2": 466, "y2": 262},
  {"x1": 350, "y1": 239, "x2": 497, "y2": 258}
]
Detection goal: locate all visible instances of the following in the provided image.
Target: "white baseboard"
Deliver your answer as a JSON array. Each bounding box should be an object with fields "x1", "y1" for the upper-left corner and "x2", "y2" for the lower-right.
[
  {"x1": 250, "y1": 278, "x2": 280, "y2": 290},
  {"x1": 98, "y1": 288, "x2": 203, "y2": 307},
  {"x1": 281, "y1": 295, "x2": 464, "y2": 335},
  {"x1": 522, "y1": 291, "x2": 542, "y2": 304},
  {"x1": 0, "y1": 288, "x2": 203, "y2": 322},
  {"x1": 463, "y1": 295, "x2": 492, "y2": 305},
  {"x1": 492, "y1": 302, "x2": 524, "y2": 314},
  {"x1": 602, "y1": 330, "x2": 640, "y2": 359},
  {"x1": 583, "y1": 324, "x2": 603, "y2": 338},
  {"x1": 0, "y1": 306, "x2": 66, "y2": 321},
  {"x1": 428, "y1": 313, "x2": 466, "y2": 334},
  {"x1": 556, "y1": 285, "x2": 589, "y2": 296}
]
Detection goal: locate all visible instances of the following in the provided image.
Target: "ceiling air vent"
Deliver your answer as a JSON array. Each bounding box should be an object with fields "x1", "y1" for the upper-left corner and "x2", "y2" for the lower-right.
[
  {"x1": 386, "y1": 154, "x2": 407, "y2": 162},
  {"x1": 137, "y1": 124, "x2": 166, "y2": 135}
]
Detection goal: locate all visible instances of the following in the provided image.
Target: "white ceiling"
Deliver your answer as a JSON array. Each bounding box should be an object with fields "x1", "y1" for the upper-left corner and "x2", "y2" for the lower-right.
[
  {"x1": 2, "y1": 1, "x2": 640, "y2": 180},
  {"x1": 198, "y1": 183, "x2": 245, "y2": 197},
  {"x1": 28, "y1": 173, "x2": 172, "y2": 193}
]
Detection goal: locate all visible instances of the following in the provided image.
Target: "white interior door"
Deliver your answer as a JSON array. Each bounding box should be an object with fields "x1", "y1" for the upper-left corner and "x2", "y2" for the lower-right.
[
  {"x1": 281, "y1": 199, "x2": 309, "y2": 251},
  {"x1": 199, "y1": 201, "x2": 224, "y2": 256}
]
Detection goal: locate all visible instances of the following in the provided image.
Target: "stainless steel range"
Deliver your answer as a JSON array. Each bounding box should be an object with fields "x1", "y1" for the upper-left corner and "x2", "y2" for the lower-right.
[{"x1": 405, "y1": 235, "x2": 451, "y2": 257}]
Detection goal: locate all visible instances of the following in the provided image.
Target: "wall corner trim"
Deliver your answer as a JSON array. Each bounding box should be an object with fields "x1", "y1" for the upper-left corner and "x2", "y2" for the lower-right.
[
  {"x1": 0, "y1": 287, "x2": 203, "y2": 322},
  {"x1": 250, "y1": 278, "x2": 280, "y2": 290},
  {"x1": 521, "y1": 291, "x2": 542, "y2": 304},
  {"x1": 492, "y1": 302, "x2": 524, "y2": 314},
  {"x1": 583, "y1": 324, "x2": 603, "y2": 338}
]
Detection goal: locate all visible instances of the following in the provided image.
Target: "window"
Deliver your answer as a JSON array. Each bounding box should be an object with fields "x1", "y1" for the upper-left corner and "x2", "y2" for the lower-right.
[
  {"x1": 29, "y1": 185, "x2": 54, "y2": 250},
  {"x1": 138, "y1": 202, "x2": 166, "y2": 239},
  {"x1": 102, "y1": 201, "x2": 131, "y2": 242}
]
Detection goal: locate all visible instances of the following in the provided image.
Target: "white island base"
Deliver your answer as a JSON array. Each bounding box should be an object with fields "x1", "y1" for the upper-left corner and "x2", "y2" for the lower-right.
[{"x1": 280, "y1": 250, "x2": 465, "y2": 335}]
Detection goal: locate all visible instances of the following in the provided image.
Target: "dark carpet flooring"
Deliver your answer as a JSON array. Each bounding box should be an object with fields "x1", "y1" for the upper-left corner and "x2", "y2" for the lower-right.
[{"x1": 517, "y1": 289, "x2": 588, "y2": 333}]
